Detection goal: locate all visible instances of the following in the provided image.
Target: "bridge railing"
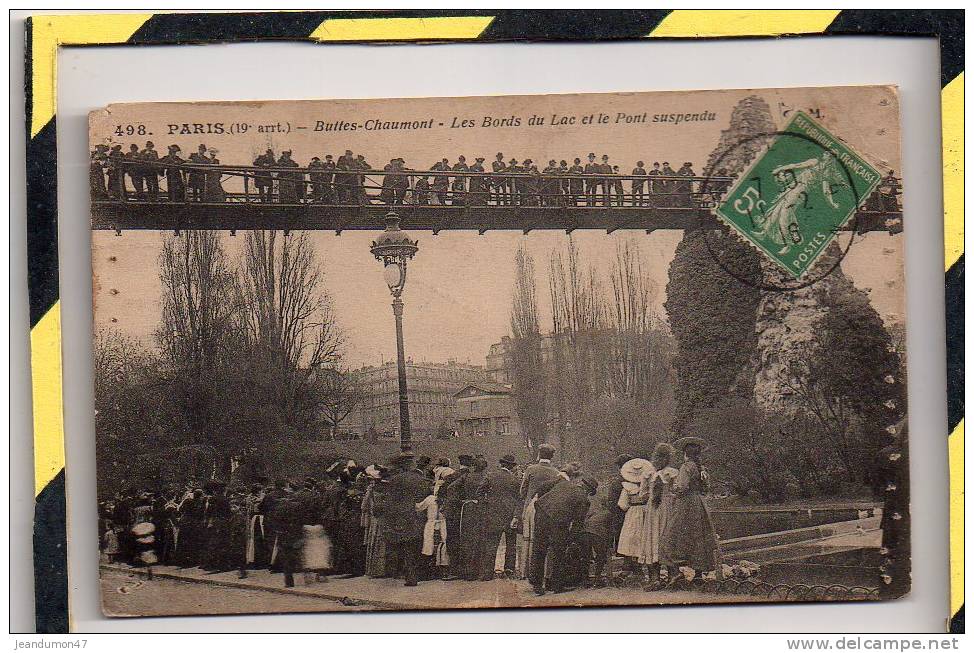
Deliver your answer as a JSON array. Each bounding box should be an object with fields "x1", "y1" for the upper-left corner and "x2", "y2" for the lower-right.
[{"x1": 92, "y1": 159, "x2": 903, "y2": 213}]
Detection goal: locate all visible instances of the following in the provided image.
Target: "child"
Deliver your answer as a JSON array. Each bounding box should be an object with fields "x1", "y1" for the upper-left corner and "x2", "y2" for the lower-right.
[{"x1": 101, "y1": 520, "x2": 121, "y2": 564}]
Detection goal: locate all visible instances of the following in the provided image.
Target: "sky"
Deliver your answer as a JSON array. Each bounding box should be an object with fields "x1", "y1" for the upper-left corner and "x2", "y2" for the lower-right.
[
  {"x1": 92, "y1": 229, "x2": 904, "y2": 368},
  {"x1": 90, "y1": 86, "x2": 904, "y2": 368}
]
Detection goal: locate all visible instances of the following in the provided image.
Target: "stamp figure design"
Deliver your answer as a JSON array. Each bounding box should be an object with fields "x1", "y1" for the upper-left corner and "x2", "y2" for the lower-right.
[{"x1": 715, "y1": 112, "x2": 881, "y2": 279}]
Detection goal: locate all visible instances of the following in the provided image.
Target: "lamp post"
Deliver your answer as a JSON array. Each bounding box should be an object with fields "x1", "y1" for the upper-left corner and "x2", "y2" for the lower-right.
[{"x1": 370, "y1": 211, "x2": 419, "y2": 454}]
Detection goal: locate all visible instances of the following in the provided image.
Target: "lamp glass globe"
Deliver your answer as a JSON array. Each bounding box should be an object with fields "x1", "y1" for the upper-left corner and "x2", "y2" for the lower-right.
[{"x1": 383, "y1": 262, "x2": 403, "y2": 289}]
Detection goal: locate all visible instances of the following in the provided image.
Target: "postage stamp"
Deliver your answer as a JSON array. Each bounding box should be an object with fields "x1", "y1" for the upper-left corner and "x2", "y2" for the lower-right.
[{"x1": 715, "y1": 112, "x2": 881, "y2": 279}]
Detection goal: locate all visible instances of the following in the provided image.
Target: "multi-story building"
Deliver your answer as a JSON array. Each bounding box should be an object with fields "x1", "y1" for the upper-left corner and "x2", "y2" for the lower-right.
[
  {"x1": 346, "y1": 360, "x2": 488, "y2": 441},
  {"x1": 485, "y1": 336, "x2": 513, "y2": 384},
  {"x1": 454, "y1": 381, "x2": 519, "y2": 439}
]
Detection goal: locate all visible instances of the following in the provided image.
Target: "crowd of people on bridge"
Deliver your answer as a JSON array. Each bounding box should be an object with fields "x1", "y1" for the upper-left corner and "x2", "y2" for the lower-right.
[
  {"x1": 91, "y1": 142, "x2": 902, "y2": 213},
  {"x1": 99, "y1": 439, "x2": 721, "y2": 595},
  {"x1": 90, "y1": 142, "x2": 722, "y2": 209}
]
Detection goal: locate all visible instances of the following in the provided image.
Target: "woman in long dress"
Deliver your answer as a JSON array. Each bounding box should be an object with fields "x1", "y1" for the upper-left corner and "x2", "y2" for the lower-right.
[
  {"x1": 203, "y1": 149, "x2": 226, "y2": 203},
  {"x1": 362, "y1": 468, "x2": 387, "y2": 578},
  {"x1": 615, "y1": 458, "x2": 653, "y2": 580},
  {"x1": 660, "y1": 437, "x2": 719, "y2": 580},
  {"x1": 641, "y1": 442, "x2": 679, "y2": 588}
]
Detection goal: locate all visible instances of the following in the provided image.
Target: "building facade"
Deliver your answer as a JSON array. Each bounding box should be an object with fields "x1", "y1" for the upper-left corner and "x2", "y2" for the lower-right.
[
  {"x1": 346, "y1": 360, "x2": 488, "y2": 441},
  {"x1": 486, "y1": 336, "x2": 513, "y2": 384},
  {"x1": 454, "y1": 382, "x2": 519, "y2": 439}
]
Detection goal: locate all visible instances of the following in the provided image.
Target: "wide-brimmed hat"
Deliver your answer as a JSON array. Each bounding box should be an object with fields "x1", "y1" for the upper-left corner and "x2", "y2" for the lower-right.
[
  {"x1": 131, "y1": 522, "x2": 155, "y2": 537},
  {"x1": 619, "y1": 457, "x2": 653, "y2": 483},
  {"x1": 364, "y1": 464, "x2": 382, "y2": 479},
  {"x1": 499, "y1": 453, "x2": 517, "y2": 466},
  {"x1": 672, "y1": 436, "x2": 707, "y2": 452}
]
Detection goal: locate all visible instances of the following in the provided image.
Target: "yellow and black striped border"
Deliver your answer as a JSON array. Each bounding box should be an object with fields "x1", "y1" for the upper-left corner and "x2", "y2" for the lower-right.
[{"x1": 23, "y1": 10, "x2": 963, "y2": 633}]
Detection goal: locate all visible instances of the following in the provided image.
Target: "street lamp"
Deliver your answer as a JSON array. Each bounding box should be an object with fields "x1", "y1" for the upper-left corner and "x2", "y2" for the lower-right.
[{"x1": 370, "y1": 211, "x2": 419, "y2": 453}]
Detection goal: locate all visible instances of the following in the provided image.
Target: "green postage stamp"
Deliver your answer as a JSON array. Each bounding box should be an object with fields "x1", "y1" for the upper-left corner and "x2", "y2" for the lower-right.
[{"x1": 715, "y1": 112, "x2": 881, "y2": 279}]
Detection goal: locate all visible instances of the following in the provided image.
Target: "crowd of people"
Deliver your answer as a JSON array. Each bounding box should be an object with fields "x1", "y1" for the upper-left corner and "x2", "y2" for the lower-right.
[
  {"x1": 90, "y1": 142, "x2": 722, "y2": 208},
  {"x1": 92, "y1": 142, "x2": 902, "y2": 214},
  {"x1": 100, "y1": 438, "x2": 721, "y2": 595}
]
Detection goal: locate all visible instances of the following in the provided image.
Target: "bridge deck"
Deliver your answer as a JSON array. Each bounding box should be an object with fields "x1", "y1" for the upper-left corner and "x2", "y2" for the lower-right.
[{"x1": 92, "y1": 201, "x2": 901, "y2": 234}]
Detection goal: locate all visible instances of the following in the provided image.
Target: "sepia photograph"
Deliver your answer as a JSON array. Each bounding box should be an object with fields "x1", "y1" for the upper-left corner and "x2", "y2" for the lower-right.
[{"x1": 87, "y1": 86, "x2": 908, "y2": 617}]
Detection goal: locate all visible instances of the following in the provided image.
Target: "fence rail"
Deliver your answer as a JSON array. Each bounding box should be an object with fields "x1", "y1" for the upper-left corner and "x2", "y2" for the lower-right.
[{"x1": 91, "y1": 159, "x2": 904, "y2": 234}]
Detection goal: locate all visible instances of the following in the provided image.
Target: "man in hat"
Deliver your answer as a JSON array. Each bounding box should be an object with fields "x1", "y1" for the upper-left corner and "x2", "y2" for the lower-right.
[
  {"x1": 106, "y1": 145, "x2": 125, "y2": 199},
  {"x1": 518, "y1": 444, "x2": 561, "y2": 578},
  {"x1": 124, "y1": 144, "x2": 145, "y2": 200},
  {"x1": 451, "y1": 155, "x2": 469, "y2": 206},
  {"x1": 374, "y1": 453, "x2": 429, "y2": 586},
  {"x1": 647, "y1": 161, "x2": 663, "y2": 207},
  {"x1": 140, "y1": 141, "x2": 161, "y2": 201},
  {"x1": 335, "y1": 149, "x2": 355, "y2": 203},
  {"x1": 675, "y1": 161, "x2": 696, "y2": 207},
  {"x1": 567, "y1": 157, "x2": 584, "y2": 206},
  {"x1": 252, "y1": 148, "x2": 276, "y2": 202},
  {"x1": 430, "y1": 158, "x2": 451, "y2": 205},
  {"x1": 468, "y1": 157, "x2": 487, "y2": 206},
  {"x1": 321, "y1": 154, "x2": 336, "y2": 203},
  {"x1": 530, "y1": 475, "x2": 597, "y2": 595},
  {"x1": 491, "y1": 152, "x2": 508, "y2": 205},
  {"x1": 659, "y1": 161, "x2": 676, "y2": 207},
  {"x1": 478, "y1": 454, "x2": 521, "y2": 580},
  {"x1": 159, "y1": 145, "x2": 186, "y2": 203},
  {"x1": 631, "y1": 161, "x2": 647, "y2": 206},
  {"x1": 583, "y1": 153, "x2": 599, "y2": 206},
  {"x1": 187, "y1": 144, "x2": 208, "y2": 202},
  {"x1": 442, "y1": 455, "x2": 487, "y2": 580},
  {"x1": 353, "y1": 154, "x2": 371, "y2": 204},
  {"x1": 277, "y1": 150, "x2": 302, "y2": 203},
  {"x1": 598, "y1": 155, "x2": 612, "y2": 206},
  {"x1": 439, "y1": 453, "x2": 473, "y2": 579},
  {"x1": 201, "y1": 481, "x2": 233, "y2": 572},
  {"x1": 308, "y1": 156, "x2": 328, "y2": 203},
  {"x1": 507, "y1": 158, "x2": 523, "y2": 205}
]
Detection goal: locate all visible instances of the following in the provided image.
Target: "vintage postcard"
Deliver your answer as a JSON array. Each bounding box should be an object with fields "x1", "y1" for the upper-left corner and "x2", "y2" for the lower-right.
[{"x1": 88, "y1": 86, "x2": 907, "y2": 616}]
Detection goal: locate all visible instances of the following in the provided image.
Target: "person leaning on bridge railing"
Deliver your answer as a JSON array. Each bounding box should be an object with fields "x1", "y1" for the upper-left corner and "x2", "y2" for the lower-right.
[
  {"x1": 252, "y1": 149, "x2": 276, "y2": 203},
  {"x1": 187, "y1": 144, "x2": 208, "y2": 203},
  {"x1": 159, "y1": 144, "x2": 186, "y2": 203}
]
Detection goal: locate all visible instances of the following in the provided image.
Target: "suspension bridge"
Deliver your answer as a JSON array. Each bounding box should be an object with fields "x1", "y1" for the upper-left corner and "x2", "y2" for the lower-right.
[{"x1": 90, "y1": 159, "x2": 903, "y2": 235}]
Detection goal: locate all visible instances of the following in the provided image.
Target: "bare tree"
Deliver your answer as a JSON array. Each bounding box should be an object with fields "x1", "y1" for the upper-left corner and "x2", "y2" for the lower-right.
[
  {"x1": 155, "y1": 230, "x2": 242, "y2": 478},
  {"x1": 238, "y1": 230, "x2": 344, "y2": 431},
  {"x1": 316, "y1": 366, "x2": 364, "y2": 437}
]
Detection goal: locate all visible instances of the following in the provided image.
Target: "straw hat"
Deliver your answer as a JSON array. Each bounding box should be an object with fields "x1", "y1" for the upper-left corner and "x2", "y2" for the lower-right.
[{"x1": 619, "y1": 457, "x2": 652, "y2": 483}]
